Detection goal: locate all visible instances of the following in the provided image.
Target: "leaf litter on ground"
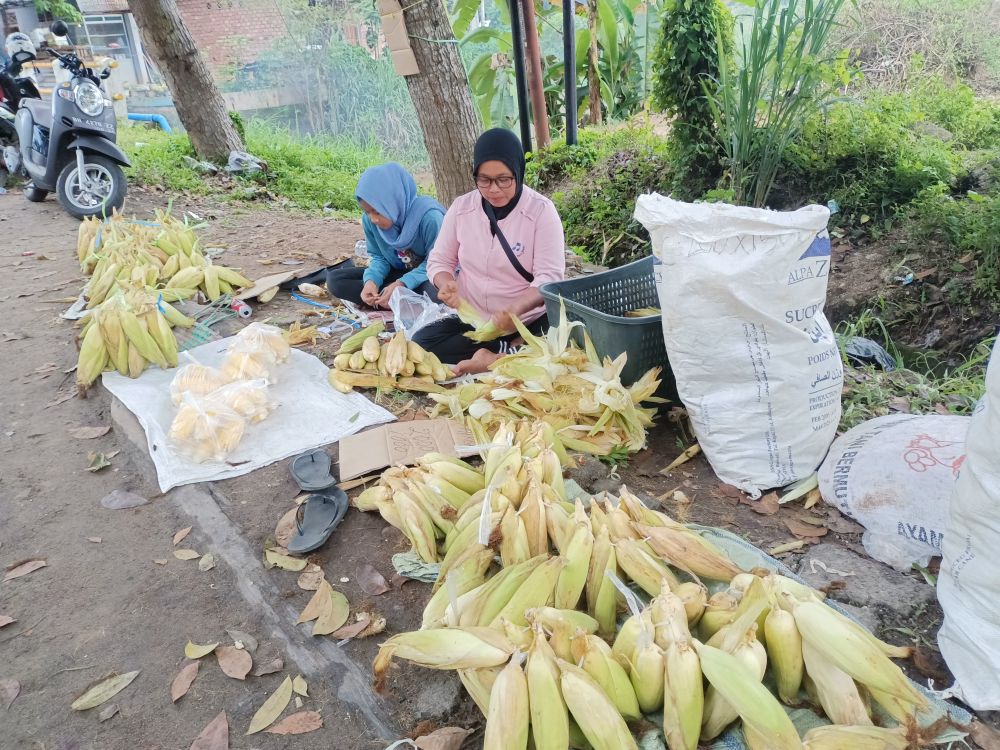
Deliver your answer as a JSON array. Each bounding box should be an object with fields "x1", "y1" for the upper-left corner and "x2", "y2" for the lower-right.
[
  {"x1": 265, "y1": 710, "x2": 322, "y2": 735},
  {"x1": 216, "y1": 646, "x2": 252, "y2": 680},
  {"x1": 264, "y1": 548, "x2": 308, "y2": 571},
  {"x1": 312, "y1": 582, "x2": 350, "y2": 636},
  {"x1": 0, "y1": 616, "x2": 15, "y2": 629},
  {"x1": 171, "y1": 662, "x2": 199, "y2": 702},
  {"x1": 190, "y1": 710, "x2": 229, "y2": 750},
  {"x1": 247, "y1": 676, "x2": 293, "y2": 735},
  {"x1": 70, "y1": 671, "x2": 140, "y2": 710},
  {"x1": 0, "y1": 679, "x2": 20, "y2": 709},
  {"x1": 86, "y1": 451, "x2": 119, "y2": 472},
  {"x1": 100, "y1": 489, "x2": 148, "y2": 509},
  {"x1": 226, "y1": 629, "x2": 258, "y2": 653},
  {"x1": 198, "y1": 553, "x2": 216, "y2": 571},
  {"x1": 184, "y1": 641, "x2": 219, "y2": 659},
  {"x1": 174, "y1": 549, "x2": 200, "y2": 560},
  {"x1": 356, "y1": 564, "x2": 390, "y2": 596},
  {"x1": 292, "y1": 675, "x2": 308, "y2": 697},
  {"x1": 3, "y1": 559, "x2": 47, "y2": 581},
  {"x1": 251, "y1": 656, "x2": 283, "y2": 677},
  {"x1": 415, "y1": 727, "x2": 473, "y2": 750},
  {"x1": 97, "y1": 703, "x2": 119, "y2": 722},
  {"x1": 172, "y1": 526, "x2": 193, "y2": 545},
  {"x1": 68, "y1": 425, "x2": 111, "y2": 439},
  {"x1": 297, "y1": 564, "x2": 324, "y2": 591}
]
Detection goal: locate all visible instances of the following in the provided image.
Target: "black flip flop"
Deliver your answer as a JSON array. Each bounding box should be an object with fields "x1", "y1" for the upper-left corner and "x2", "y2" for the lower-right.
[
  {"x1": 290, "y1": 450, "x2": 336, "y2": 492},
  {"x1": 287, "y1": 488, "x2": 349, "y2": 554}
]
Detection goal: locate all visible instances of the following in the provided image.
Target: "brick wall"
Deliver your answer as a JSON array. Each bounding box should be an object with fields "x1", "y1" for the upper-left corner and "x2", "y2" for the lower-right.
[{"x1": 175, "y1": 0, "x2": 287, "y2": 72}]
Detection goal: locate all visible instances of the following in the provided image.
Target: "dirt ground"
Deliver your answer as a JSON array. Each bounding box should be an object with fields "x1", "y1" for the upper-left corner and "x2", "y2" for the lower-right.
[{"x1": 0, "y1": 184, "x2": 993, "y2": 749}]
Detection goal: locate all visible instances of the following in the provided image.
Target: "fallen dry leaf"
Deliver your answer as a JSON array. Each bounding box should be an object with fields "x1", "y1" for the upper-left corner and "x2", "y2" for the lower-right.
[
  {"x1": 190, "y1": 710, "x2": 229, "y2": 750},
  {"x1": 71, "y1": 671, "x2": 140, "y2": 710},
  {"x1": 264, "y1": 548, "x2": 308, "y2": 572},
  {"x1": 970, "y1": 721, "x2": 1000, "y2": 750},
  {"x1": 87, "y1": 537, "x2": 102, "y2": 544},
  {"x1": 173, "y1": 526, "x2": 193, "y2": 546},
  {"x1": 265, "y1": 710, "x2": 322, "y2": 735},
  {"x1": 153, "y1": 559, "x2": 168, "y2": 566},
  {"x1": 784, "y1": 519, "x2": 829, "y2": 539},
  {"x1": 216, "y1": 646, "x2": 252, "y2": 680},
  {"x1": 171, "y1": 661, "x2": 199, "y2": 702},
  {"x1": 4, "y1": 559, "x2": 47, "y2": 582},
  {"x1": 247, "y1": 676, "x2": 293, "y2": 735},
  {"x1": 0, "y1": 679, "x2": 19, "y2": 709},
  {"x1": 415, "y1": 726, "x2": 473, "y2": 750},
  {"x1": 97, "y1": 703, "x2": 119, "y2": 722},
  {"x1": 174, "y1": 549, "x2": 200, "y2": 561},
  {"x1": 198, "y1": 554, "x2": 216, "y2": 572},
  {"x1": 100, "y1": 489, "x2": 149, "y2": 509},
  {"x1": 184, "y1": 641, "x2": 219, "y2": 660},
  {"x1": 0, "y1": 616, "x2": 15, "y2": 629},
  {"x1": 86, "y1": 451, "x2": 118, "y2": 472},
  {"x1": 739, "y1": 492, "x2": 779, "y2": 515},
  {"x1": 45, "y1": 389, "x2": 75, "y2": 408},
  {"x1": 68, "y1": 425, "x2": 111, "y2": 440},
  {"x1": 331, "y1": 613, "x2": 371, "y2": 640},
  {"x1": 292, "y1": 675, "x2": 308, "y2": 697},
  {"x1": 716, "y1": 483, "x2": 744, "y2": 499},
  {"x1": 297, "y1": 565, "x2": 324, "y2": 591},
  {"x1": 226, "y1": 629, "x2": 257, "y2": 653},
  {"x1": 251, "y1": 657, "x2": 283, "y2": 677},
  {"x1": 356, "y1": 564, "x2": 390, "y2": 596},
  {"x1": 313, "y1": 583, "x2": 350, "y2": 636},
  {"x1": 296, "y1": 585, "x2": 328, "y2": 625},
  {"x1": 294, "y1": 696, "x2": 303, "y2": 709},
  {"x1": 274, "y1": 507, "x2": 298, "y2": 548},
  {"x1": 768, "y1": 540, "x2": 807, "y2": 555}
]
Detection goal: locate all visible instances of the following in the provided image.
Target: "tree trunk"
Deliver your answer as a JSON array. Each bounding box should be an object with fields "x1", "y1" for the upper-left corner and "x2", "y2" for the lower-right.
[
  {"x1": 586, "y1": 0, "x2": 602, "y2": 125},
  {"x1": 129, "y1": 0, "x2": 244, "y2": 163},
  {"x1": 401, "y1": 0, "x2": 481, "y2": 206},
  {"x1": 522, "y1": 0, "x2": 551, "y2": 148}
]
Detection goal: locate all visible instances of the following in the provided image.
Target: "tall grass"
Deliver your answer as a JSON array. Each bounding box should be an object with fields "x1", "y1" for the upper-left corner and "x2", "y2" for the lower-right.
[{"x1": 706, "y1": 0, "x2": 847, "y2": 207}]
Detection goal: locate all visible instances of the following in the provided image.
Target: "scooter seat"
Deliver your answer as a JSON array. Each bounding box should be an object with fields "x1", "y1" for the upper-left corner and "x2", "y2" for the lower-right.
[{"x1": 21, "y1": 97, "x2": 49, "y2": 126}]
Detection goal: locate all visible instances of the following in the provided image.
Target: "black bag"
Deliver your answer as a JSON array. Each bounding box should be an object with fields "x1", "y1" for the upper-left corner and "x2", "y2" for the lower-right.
[{"x1": 483, "y1": 202, "x2": 534, "y2": 283}]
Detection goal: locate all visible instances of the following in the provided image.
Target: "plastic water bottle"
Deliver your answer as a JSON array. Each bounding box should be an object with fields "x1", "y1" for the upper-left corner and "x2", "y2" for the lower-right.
[{"x1": 354, "y1": 239, "x2": 369, "y2": 268}]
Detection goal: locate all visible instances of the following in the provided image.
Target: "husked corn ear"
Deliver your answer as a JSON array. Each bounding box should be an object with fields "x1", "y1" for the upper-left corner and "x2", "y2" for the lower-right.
[
  {"x1": 518, "y1": 475, "x2": 548, "y2": 557},
  {"x1": 484, "y1": 655, "x2": 530, "y2": 750},
  {"x1": 636, "y1": 523, "x2": 743, "y2": 581},
  {"x1": 525, "y1": 626, "x2": 569, "y2": 750},
  {"x1": 662, "y1": 638, "x2": 703, "y2": 750},
  {"x1": 800, "y1": 640, "x2": 873, "y2": 726},
  {"x1": 699, "y1": 592, "x2": 739, "y2": 640},
  {"x1": 489, "y1": 556, "x2": 563, "y2": 628},
  {"x1": 558, "y1": 659, "x2": 639, "y2": 750},
  {"x1": 421, "y1": 547, "x2": 494, "y2": 629},
  {"x1": 417, "y1": 453, "x2": 485, "y2": 494},
  {"x1": 612, "y1": 609, "x2": 651, "y2": 667},
  {"x1": 695, "y1": 641, "x2": 803, "y2": 749},
  {"x1": 362, "y1": 335, "x2": 381, "y2": 363},
  {"x1": 571, "y1": 632, "x2": 641, "y2": 721},
  {"x1": 553, "y1": 509, "x2": 594, "y2": 609},
  {"x1": 676, "y1": 581, "x2": 708, "y2": 627},
  {"x1": 76, "y1": 321, "x2": 109, "y2": 387},
  {"x1": 328, "y1": 369, "x2": 353, "y2": 393},
  {"x1": 337, "y1": 321, "x2": 384, "y2": 355},
  {"x1": 353, "y1": 485, "x2": 389, "y2": 511},
  {"x1": 383, "y1": 331, "x2": 408, "y2": 377},
  {"x1": 802, "y1": 725, "x2": 908, "y2": 750},
  {"x1": 630, "y1": 631, "x2": 665, "y2": 714},
  {"x1": 469, "y1": 555, "x2": 548, "y2": 627},
  {"x1": 393, "y1": 491, "x2": 439, "y2": 564},
  {"x1": 791, "y1": 600, "x2": 927, "y2": 706},
  {"x1": 587, "y1": 526, "x2": 619, "y2": 640},
  {"x1": 701, "y1": 631, "x2": 768, "y2": 741},
  {"x1": 765, "y1": 607, "x2": 804, "y2": 705},
  {"x1": 373, "y1": 627, "x2": 515, "y2": 688},
  {"x1": 499, "y1": 506, "x2": 532, "y2": 567},
  {"x1": 524, "y1": 606, "x2": 598, "y2": 635},
  {"x1": 615, "y1": 538, "x2": 679, "y2": 596}
]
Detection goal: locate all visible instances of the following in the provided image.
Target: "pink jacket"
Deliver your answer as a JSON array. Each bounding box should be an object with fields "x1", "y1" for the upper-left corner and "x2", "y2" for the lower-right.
[{"x1": 426, "y1": 185, "x2": 566, "y2": 324}]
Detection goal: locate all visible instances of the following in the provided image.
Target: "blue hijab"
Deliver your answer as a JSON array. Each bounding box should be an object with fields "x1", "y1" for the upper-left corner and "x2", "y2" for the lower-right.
[{"x1": 355, "y1": 163, "x2": 445, "y2": 252}]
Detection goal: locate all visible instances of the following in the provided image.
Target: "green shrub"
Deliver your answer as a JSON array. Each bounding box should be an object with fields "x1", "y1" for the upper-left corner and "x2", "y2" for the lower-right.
[
  {"x1": 526, "y1": 125, "x2": 673, "y2": 265},
  {"x1": 118, "y1": 126, "x2": 208, "y2": 194},
  {"x1": 650, "y1": 0, "x2": 732, "y2": 194}
]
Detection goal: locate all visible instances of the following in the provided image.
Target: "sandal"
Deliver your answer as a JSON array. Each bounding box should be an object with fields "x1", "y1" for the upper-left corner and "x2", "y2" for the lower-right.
[
  {"x1": 290, "y1": 449, "x2": 336, "y2": 492},
  {"x1": 287, "y1": 488, "x2": 349, "y2": 554}
]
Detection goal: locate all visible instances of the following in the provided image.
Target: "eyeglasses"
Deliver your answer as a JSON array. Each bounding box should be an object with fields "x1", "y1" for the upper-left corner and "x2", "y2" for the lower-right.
[{"x1": 475, "y1": 174, "x2": 515, "y2": 190}]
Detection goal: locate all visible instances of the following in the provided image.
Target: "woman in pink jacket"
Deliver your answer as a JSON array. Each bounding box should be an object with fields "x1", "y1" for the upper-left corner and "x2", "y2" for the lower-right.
[{"x1": 417, "y1": 128, "x2": 566, "y2": 373}]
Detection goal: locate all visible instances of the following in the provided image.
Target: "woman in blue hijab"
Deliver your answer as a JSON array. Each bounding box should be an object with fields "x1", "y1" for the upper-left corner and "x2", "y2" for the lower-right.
[{"x1": 327, "y1": 163, "x2": 445, "y2": 308}]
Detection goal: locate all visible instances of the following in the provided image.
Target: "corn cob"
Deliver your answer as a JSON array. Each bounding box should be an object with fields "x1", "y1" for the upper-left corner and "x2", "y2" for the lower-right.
[
  {"x1": 558, "y1": 659, "x2": 639, "y2": 750},
  {"x1": 483, "y1": 655, "x2": 530, "y2": 750}
]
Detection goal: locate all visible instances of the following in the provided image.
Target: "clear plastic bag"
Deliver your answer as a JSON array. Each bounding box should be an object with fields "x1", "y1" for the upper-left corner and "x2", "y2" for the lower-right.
[
  {"x1": 169, "y1": 392, "x2": 247, "y2": 463},
  {"x1": 206, "y1": 378, "x2": 273, "y2": 424},
  {"x1": 169, "y1": 362, "x2": 231, "y2": 405},
  {"x1": 229, "y1": 322, "x2": 290, "y2": 363},
  {"x1": 388, "y1": 286, "x2": 455, "y2": 339},
  {"x1": 220, "y1": 349, "x2": 276, "y2": 383}
]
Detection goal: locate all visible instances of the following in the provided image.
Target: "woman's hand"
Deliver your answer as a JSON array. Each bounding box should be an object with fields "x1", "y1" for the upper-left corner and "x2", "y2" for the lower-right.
[
  {"x1": 490, "y1": 310, "x2": 515, "y2": 335},
  {"x1": 435, "y1": 275, "x2": 460, "y2": 309},
  {"x1": 376, "y1": 281, "x2": 404, "y2": 308},
  {"x1": 361, "y1": 280, "x2": 380, "y2": 307}
]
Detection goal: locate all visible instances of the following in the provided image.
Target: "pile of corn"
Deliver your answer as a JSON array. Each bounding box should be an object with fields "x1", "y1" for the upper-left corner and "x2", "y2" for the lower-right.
[
  {"x1": 362, "y1": 426, "x2": 931, "y2": 749},
  {"x1": 456, "y1": 299, "x2": 504, "y2": 342},
  {"x1": 77, "y1": 209, "x2": 252, "y2": 307},
  {"x1": 327, "y1": 322, "x2": 453, "y2": 395},
  {"x1": 76, "y1": 285, "x2": 196, "y2": 388},
  {"x1": 430, "y1": 308, "x2": 663, "y2": 456}
]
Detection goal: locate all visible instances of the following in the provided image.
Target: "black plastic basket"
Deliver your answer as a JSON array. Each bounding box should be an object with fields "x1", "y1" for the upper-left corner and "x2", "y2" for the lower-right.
[{"x1": 539, "y1": 256, "x2": 676, "y2": 399}]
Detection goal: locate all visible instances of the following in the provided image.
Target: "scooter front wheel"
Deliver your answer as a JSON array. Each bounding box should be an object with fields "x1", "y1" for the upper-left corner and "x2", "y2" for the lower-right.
[{"x1": 56, "y1": 153, "x2": 127, "y2": 219}]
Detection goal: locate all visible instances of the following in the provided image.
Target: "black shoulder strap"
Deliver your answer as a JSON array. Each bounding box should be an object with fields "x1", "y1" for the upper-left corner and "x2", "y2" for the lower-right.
[{"x1": 483, "y1": 201, "x2": 534, "y2": 283}]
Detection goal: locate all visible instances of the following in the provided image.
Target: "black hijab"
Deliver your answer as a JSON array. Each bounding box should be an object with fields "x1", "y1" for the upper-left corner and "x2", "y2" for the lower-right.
[{"x1": 473, "y1": 128, "x2": 525, "y2": 225}]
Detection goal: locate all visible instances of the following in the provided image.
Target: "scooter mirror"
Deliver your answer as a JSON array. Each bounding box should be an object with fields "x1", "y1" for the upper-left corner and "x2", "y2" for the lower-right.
[{"x1": 49, "y1": 20, "x2": 69, "y2": 37}]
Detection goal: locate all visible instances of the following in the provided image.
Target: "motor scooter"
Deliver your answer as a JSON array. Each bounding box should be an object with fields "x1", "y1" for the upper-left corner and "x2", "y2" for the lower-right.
[{"x1": 2, "y1": 20, "x2": 129, "y2": 218}]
